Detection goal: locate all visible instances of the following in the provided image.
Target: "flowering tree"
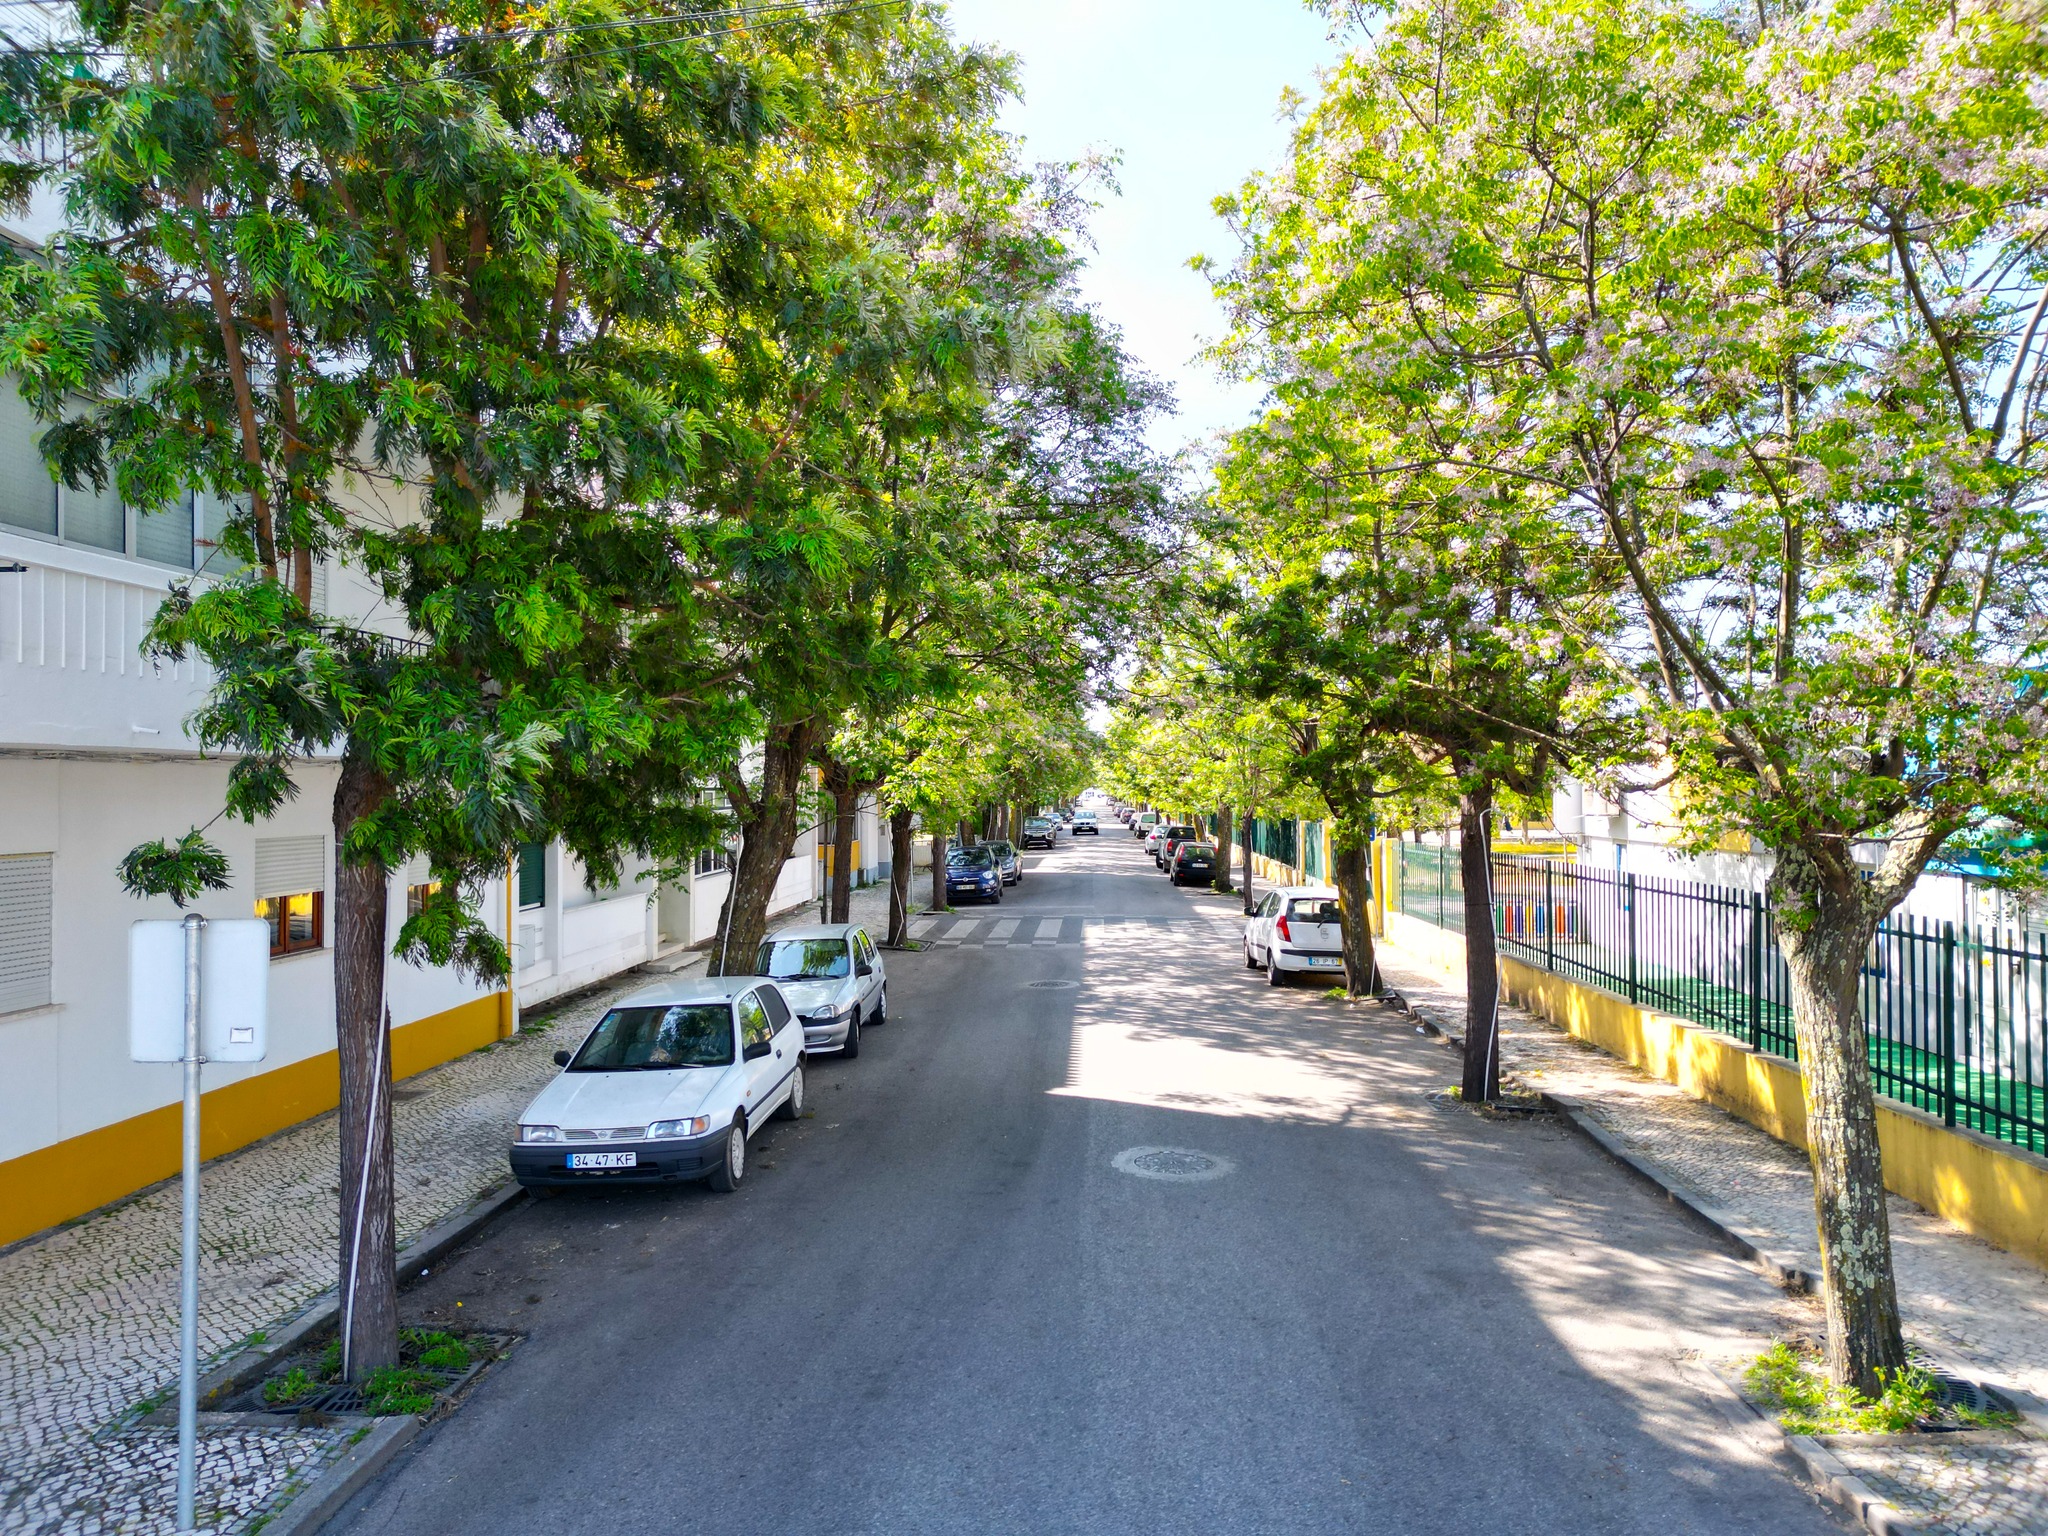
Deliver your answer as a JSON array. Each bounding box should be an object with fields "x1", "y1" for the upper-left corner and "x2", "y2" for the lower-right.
[{"x1": 1213, "y1": 0, "x2": 2048, "y2": 1391}]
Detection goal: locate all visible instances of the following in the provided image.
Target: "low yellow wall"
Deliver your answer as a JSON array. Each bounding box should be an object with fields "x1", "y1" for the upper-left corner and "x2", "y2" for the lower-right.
[
  {"x1": 0, "y1": 994, "x2": 504, "y2": 1249},
  {"x1": 1382, "y1": 916, "x2": 2048, "y2": 1272}
]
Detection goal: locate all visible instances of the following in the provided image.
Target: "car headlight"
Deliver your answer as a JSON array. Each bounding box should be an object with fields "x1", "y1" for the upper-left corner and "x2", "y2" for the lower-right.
[
  {"x1": 647, "y1": 1116, "x2": 710, "y2": 1139},
  {"x1": 803, "y1": 1001, "x2": 853, "y2": 1025},
  {"x1": 518, "y1": 1124, "x2": 562, "y2": 1144}
]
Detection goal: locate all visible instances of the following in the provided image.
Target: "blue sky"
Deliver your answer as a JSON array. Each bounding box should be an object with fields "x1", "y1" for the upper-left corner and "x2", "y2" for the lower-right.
[{"x1": 942, "y1": 0, "x2": 1338, "y2": 456}]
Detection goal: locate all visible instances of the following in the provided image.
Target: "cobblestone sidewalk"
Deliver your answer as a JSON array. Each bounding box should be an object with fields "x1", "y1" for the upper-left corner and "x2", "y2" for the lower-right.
[
  {"x1": 0, "y1": 881, "x2": 911, "y2": 1536},
  {"x1": 1374, "y1": 940, "x2": 2048, "y2": 1536}
]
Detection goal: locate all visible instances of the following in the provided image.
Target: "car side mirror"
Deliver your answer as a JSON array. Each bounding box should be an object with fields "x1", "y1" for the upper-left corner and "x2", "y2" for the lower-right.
[
  {"x1": 553, "y1": 1049, "x2": 571, "y2": 1066},
  {"x1": 744, "y1": 1039, "x2": 771, "y2": 1061},
  {"x1": 857, "y1": 960, "x2": 872, "y2": 977}
]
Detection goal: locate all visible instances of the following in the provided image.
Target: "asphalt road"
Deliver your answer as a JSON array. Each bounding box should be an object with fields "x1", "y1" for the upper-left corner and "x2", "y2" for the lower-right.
[{"x1": 333, "y1": 830, "x2": 1847, "y2": 1536}]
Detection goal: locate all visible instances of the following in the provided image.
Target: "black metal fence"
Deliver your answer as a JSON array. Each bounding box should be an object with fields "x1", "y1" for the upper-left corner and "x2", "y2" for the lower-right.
[{"x1": 1395, "y1": 844, "x2": 2048, "y2": 1157}]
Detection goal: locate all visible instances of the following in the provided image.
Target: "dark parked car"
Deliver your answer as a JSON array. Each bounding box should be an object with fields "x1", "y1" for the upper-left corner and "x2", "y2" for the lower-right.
[
  {"x1": 1170, "y1": 842, "x2": 1218, "y2": 886},
  {"x1": 945, "y1": 846, "x2": 1004, "y2": 905},
  {"x1": 1156, "y1": 824, "x2": 1200, "y2": 869},
  {"x1": 986, "y1": 839, "x2": 1022, "y2": 885},
  {"x1": 1021, "y1": 818, "x2": 1057, "y2": 850}
]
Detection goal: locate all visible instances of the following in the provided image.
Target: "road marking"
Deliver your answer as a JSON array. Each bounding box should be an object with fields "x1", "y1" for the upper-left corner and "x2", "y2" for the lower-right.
[
  {"x1": 936, "y1": 919, "x2": 979, "y2": 945},
  {"x1": 988, "y1": 918, "x2": 1019, "y2": 942}
]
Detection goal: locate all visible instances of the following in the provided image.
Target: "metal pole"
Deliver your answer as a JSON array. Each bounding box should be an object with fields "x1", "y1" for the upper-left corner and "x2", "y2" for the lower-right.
[
  {"x1": 176, "y1": 910, "x2": 205, "y2": 1536},
  {"x1": 1941, "y1": 920, "x2": 1958, "y2": 1128},
  {"x1": 1750, "y1": 891, "x2": 1765, "y2": 1053},
  {"x1": 1545, "y1": 861, "x2": 1555, "y2": 972},
  {"x1": 1625, "y1": 873, "x2": 1639, "y2": 1005}
]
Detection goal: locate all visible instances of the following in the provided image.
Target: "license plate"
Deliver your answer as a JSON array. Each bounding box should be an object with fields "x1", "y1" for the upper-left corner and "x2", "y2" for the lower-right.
[
  {"x1": 568, "y1": 1151, "x2": 637, "y2": 1169},
  {"x1": 1308, "y1": 956, "x2": 1343, "y2": 968}
]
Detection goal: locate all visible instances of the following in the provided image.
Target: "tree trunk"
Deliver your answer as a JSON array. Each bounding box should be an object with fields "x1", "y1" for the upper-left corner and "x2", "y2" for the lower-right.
[
  {"x1": 1240, "y1": 808, "x2": 1257, "y2": 915},
  {"x1": 708, "y1": 719, "x2": 820, "y2": 976},
  {"x1": 1458, "y1": 778, "x2": 1502, "y2": 1103},
  {"x1": 1772, "y1": 847, "x2": 1907, "y2": 1396},
  {"x1": 1333, "y1": 833, "x2": 1379, "y2": 999},
  {"x1": 828, "y1": 777, "x2": 856, "y2": 924},
  {"x1": 886, "y1": 806, "x2": 915, "y2": 945},
  {"x1": 332, "y1": 747, "x2": 397, "y2": 1380},
  {"x1": 1213, "y1": 803, "x2": 1234, "y2": 895},
  {"x1": 929, "y1": 831, "x2": 948, "y2": 912}
]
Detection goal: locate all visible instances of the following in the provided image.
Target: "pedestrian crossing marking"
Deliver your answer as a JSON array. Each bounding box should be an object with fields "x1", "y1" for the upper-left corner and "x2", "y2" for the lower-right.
[{"x1": 898, "y1": 912, "x2": 1244, "y2": 950}]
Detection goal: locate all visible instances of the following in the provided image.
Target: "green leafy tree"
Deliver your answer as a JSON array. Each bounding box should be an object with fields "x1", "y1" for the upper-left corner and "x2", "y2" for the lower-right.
[{"x1": 0, "y1": 0, "x2": 877, "y2": 1373}]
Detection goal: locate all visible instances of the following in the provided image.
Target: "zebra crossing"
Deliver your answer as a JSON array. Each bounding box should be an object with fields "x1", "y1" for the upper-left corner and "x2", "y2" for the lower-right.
[{"x1": 906, "y1": 912, "x2": 1246, "y2": 949}]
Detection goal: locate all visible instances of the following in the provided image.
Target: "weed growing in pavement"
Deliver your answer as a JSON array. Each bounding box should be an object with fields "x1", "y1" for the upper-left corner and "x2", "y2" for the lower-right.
[
  {"x1": 1742, "y1": 1341, "x2": 2017, "y2": 1434},
  {"x1": 261, "y1": 1367, "x2": 320, "y2": 1406},
  {"x1": 362, "y1": 1365, "x2": 437, "y2": 1415}
]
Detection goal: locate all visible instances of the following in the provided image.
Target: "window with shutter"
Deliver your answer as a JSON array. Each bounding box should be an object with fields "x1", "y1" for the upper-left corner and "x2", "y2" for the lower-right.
[
  {"x1": 0, "y1": 387, "x2": 56, "y2": 537},
  {"x1": 517, "y1": 842, "x2": 546, "y2": 909},
  {"x1": 0, "y1": 854, "x2": 54, "y2": 1015},
  {"x1": 254, "y1": 836, "x2": 326, "y2": 900}
]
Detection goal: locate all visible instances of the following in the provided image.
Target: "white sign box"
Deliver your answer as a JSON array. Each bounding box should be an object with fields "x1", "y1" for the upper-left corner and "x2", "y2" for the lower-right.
[{"x1": 129, "y1": 919, "x2": 270, "y2": 1063}]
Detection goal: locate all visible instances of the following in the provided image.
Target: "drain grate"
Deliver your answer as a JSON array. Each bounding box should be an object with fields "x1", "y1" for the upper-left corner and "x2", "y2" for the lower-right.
[
  {"x1": 1026, "y1": 979, "x2": 1079, "y2": 990},
  {"x1": 1934, "y1": 1374, "x2": 2020, "y2": 1418},
  {"x1": 1112, "y1": 1146, "x2": 1235, "y2": 1182}
]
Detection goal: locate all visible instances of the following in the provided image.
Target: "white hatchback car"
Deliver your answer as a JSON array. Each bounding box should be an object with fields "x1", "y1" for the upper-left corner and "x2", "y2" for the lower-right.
[
  {"x1": 1244, "y1": 886, "x2": 1347, "y2": 986},
  {"x1": 754, "y1": 923, "x2": 887, "y2": 1058},
  {"x1": 509, "y1": 976, "x2": 804, "y2": 1194}
]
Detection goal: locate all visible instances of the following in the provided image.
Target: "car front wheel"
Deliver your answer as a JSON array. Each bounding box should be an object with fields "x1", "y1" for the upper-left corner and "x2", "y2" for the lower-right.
[
  {"x1": 1244, "y1": 942, "x2": 1259, "y2": 970},
  {"x1": 842, "y1": 1013, "x2": 861, "y2": 1058},
  {"x1": 708, "y1": 1121, "x2": 746, "y2": 1192}
]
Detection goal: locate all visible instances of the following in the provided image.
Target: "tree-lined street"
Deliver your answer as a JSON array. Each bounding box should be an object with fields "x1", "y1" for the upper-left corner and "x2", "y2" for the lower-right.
[{"x1": 328, "y1": 832, "x2": 1845, "y2": 1536}]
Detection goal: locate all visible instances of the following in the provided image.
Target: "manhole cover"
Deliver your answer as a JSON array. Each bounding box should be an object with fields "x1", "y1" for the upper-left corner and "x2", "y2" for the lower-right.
[
  {"x1": 1026, "y1": 979, "x2": 1079, "y2": 990},
  {"x1": 1111, "y1": 1146, "x2": 1235, "y2": 1182}
]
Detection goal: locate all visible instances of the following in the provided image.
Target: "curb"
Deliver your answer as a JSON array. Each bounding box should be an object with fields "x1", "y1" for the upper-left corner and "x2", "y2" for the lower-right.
[
  {"x1": 196, "y1": 1179, "x2": 529, "y2": 1410},
  {"x1": 1692, "y1": 1362, "x2": 1927, "y2": 1534},
  {"x1": 255, "y1": 1416, "x2": 422, "y2": 1536},
  {"x1": 1539, "y1": 1090, "x2": 1819, "y2": 1296}
]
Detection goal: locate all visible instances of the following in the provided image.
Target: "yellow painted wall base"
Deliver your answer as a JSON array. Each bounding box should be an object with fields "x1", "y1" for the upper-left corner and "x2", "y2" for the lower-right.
[
  {"x1": 0, "y1": 994, "x2": 502, "y2": 1249},
  {"x1": 1379, "y1": 912, "x2": 2048, "y2": 1273}
]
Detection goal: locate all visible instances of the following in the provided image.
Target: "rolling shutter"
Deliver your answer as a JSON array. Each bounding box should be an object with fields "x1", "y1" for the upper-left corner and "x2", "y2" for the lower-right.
[
  {"x1": 254, "y1": 836, "x2": 326, "y2": 900},
  {"x1": 0, "y1": 854, "x2": 54, "y2": 1015}
]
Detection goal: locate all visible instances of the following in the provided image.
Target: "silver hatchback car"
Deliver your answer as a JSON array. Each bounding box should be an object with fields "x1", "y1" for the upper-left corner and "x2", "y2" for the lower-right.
[{"x1": 754, "y1": 923, "x2": 888, "y2": 1058}]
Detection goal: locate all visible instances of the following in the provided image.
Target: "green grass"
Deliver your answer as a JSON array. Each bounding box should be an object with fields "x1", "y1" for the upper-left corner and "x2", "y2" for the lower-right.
[
  {"x1": 361, "y1": 1365, "x2": 437, "y2": 1416},
  {"x1": 1743, "y1": 1341, "x2": 1961, "y2": 1435},
  {"x1": 260, "y1": 1367, "x2": 319, "y2": 1406}
]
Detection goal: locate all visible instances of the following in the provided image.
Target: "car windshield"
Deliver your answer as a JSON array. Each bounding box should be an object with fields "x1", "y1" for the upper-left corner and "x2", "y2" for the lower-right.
[
  {"x1": 1180, "y1": 845, "x2": 1215, "y2": 859},
  {"x1": 986, "y1": 841, "x2": 1015, "y2": 857},
  {"x1": 1025, "y1": 820, "x2": 1050, "y2": 831},
  {"x1": 1167, "y1": 826, "x2": 1196, "y2": 838},
  {"x1": 949, "y1": 848, "x2": 994, "y2": 869},
  {"x1": 569, "y1": 1004, "x2": 734, "y2": 1071},
  {"x1": 755, "y1": 938, "x2": 849, "y2": 980},
  {"x1": 1288, "y1": 898, "x2": 1342, "y2": 923}
]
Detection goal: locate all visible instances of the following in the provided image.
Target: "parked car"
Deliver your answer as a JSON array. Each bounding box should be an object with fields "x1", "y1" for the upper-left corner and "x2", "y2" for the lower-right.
[
  {"x1": 1170, "y1": 842, "x2": 1218, "y2": 885},
  {"x1": 1133, "y1": 811, "x2": 1160, "y2": 839},
  {"x1": 1072, "y1": 810, "x2": 1100, "y2": 836},
  {"x1": 1020, "y1": 817, "x2": 1057, "y2": 850},
  {"x1": 946, "y1": 845, "x2": 1004, "y2": 904},
  {"x1": 1244, "y1": 886, "x2": 1346, "y2": 986},
  {"x1": 1155, "y1": 823, "x2": 1200, "y2": 868},
  {"x1": 754, "y1": 923, "x2": 886, "y2": 1058},
  {"x1": 510, "y1": 976, "x2": 803, "y2": 1193},
  {"x1": 985, "y1": 839, "x2": 1022, "y2": 884},
  {"x1": 1143, "y1": 823, "x2": 1166, "y2": 858}
]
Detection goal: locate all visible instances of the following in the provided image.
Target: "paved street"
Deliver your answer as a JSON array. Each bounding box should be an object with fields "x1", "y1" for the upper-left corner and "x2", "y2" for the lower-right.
[{"x1": 332, "y1": 833, "x2": 1847, "y2": 1536}]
